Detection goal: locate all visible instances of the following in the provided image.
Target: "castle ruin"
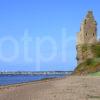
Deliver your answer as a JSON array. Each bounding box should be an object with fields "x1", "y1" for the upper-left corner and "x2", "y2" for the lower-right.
[{"x1": 76, "y1": 11, "x2": 98, "y2": 64}]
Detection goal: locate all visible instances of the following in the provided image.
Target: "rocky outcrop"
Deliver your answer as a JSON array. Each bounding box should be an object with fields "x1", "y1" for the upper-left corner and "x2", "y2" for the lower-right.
[{"x1": 74, "y1": 43, "x2": 100, "y2": 75}]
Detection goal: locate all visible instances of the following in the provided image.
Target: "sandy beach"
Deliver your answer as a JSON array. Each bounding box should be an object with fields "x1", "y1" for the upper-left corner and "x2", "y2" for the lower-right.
[{"x1": 0, "y1": 76, "x2": 100, "y2": 100}]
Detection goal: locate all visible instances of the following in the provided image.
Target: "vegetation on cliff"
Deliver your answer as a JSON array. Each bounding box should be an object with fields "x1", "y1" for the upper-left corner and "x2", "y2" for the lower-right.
[{"x1": 74, "y1": 43, "x2": 100, "y2": 75}]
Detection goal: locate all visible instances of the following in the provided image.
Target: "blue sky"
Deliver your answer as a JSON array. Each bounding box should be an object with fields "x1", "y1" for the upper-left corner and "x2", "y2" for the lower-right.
[{"x1": 0, "y1": 0, "x2": 100, "y2": 71}]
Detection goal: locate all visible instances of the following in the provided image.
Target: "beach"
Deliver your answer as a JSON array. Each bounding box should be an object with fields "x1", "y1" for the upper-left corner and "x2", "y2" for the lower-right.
[{"x1": 0, "y1": 76, "x2": 100, "y2": 100}]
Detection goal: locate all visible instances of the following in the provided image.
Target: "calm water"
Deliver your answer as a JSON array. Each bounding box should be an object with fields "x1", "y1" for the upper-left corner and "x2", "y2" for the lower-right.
[{"x1": 0, "y1": 74, "x2": 66, "y2": 86}]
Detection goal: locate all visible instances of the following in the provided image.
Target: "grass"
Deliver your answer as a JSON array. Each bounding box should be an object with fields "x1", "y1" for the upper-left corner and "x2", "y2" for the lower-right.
[
  {"x1": 91, "y1": 44, "x2": 100, "y2": 57},
  {"x1": 75, "y1": 58, "x2": 100, "y2": 75},
  {"x1": 87, "y1": 95, "x2": 100, "y2": 99},
  {"x1": 75, "y1": 44, "x2": 100, "y2": 75},
  {"x1": 89, "y1": 71, "x2": 100, "y2": 76}
]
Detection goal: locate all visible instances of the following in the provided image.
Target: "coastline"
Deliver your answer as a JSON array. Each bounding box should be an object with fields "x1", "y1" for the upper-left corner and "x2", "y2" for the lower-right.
[
  {"x1": 0, "y1": 77, "x2": 64, "y2": 93},
  {"x1": 0, "y1": 76, "x2": 100, "y2": 100},
  {"x1": 0, "y1": 77, "x2": 61, "y2": 87},
  {"x1": 0, "y1": 73, "x2": 67, "y2": 86}
]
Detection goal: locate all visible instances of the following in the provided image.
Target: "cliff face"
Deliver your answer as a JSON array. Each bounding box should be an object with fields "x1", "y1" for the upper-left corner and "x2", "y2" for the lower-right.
[{"x1": 74, "y1": 43, "x2": 100, "y2": 75}]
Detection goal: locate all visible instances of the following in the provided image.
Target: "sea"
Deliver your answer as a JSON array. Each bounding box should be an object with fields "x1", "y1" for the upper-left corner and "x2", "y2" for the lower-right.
[{"x1": 0, "y1": 74, "x2": 67, "y2": 86}]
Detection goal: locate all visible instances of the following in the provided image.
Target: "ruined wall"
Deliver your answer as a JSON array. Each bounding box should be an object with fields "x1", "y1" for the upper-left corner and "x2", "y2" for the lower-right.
[
  {"x1": 76, "y1": 11, "x2": 97, "y2": 65},
  {"x1": 76, "y1": 44, "x2": 94, "y2": 65}
]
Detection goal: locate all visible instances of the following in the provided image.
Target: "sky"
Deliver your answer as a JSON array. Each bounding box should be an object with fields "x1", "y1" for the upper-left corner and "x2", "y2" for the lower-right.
[{"x1": 0, "y1": 0, "x2": 100, "y2": 71}]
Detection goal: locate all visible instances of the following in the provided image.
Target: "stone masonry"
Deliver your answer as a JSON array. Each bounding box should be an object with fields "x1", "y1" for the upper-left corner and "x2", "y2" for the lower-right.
[{"x1": 76, "y1": 11, "x2": 97, "y2": 64}]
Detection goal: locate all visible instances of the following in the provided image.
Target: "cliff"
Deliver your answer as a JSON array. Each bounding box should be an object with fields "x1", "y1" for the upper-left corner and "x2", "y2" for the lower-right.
[{"x1": 74, "y1": 43, "x2": 100, "y2": 75}]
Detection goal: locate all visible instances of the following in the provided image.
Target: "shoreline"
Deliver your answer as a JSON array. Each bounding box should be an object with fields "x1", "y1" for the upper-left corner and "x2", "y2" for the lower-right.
[
  {"x1": 0, "y1": 76, "x2": 100, "y2": 100},
  {"x1": 0, "y1": 76, "x2": 65, "y2": 91},
  {"x1": 0, "y1": 74, "x2": 67, "y2": 87}
]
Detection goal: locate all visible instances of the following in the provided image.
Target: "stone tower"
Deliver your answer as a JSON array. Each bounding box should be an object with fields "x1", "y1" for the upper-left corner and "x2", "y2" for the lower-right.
[{"x1": 76, "y1": 11, "x2": 97, "y2": 64}]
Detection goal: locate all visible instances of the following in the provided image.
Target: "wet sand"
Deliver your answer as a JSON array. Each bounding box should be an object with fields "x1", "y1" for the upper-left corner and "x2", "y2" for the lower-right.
[{"x1": 0, "y1": 76, "x2": 100, "y2": 100}]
